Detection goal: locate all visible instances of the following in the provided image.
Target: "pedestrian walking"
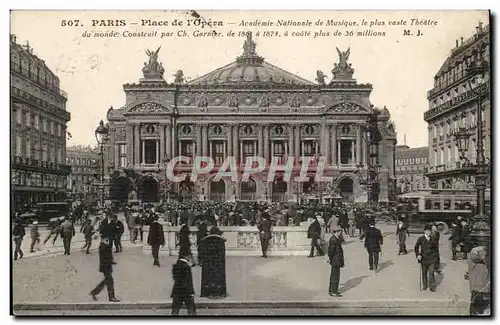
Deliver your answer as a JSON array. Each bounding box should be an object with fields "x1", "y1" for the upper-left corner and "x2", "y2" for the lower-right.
[
  {"x1": 468, "y1": 245, "x2": 490, "y2": 315},
  {"x1": 414, "y1": 224, "x2": 438, "y2": 292},
  {"x1": 360, "y1": 221, "x2": 383, "y2": 272},
  {"x1": 328, "y1": 225, "x2": 344, "y2": 297},
  {"x1": 171, "y1": 255, "x2": 196, "y2": 315},
  {"x1": 257, "y1": 212, "x2": 272, "y2": 258},
  {"x1": 60, "y1": 217, "x2": 76, "y2": 255},
  {"x1": 307, "y1": 216, "x2": 324, "y2": 257},
  {"x1": 196, "y1": 221, "x2": 208, "y2": 265},
  {"x1": 81, "y1": 219, "x2": 95, "y2": 254},
  {"x1": 113, "y1": 215, "x2": 124, "y2": 253},
  {"x1": 44, "y1": 219, "x2": 62, "y2": 245},
  {"x1": 147, "y1": 215, "x2": 165, "y2": 267},
  {"x1": 13, "y1": 219, "x2": 25, "y2": 260},
  {"x1": 396, "y1": 217, "x2": 410, "y2": 255},
  {"x1": 431, "y1": 224, "x2": 442, "y2": 274},
  {"x1": 90, "y1": 238, "x2": 120, "y2": 302},
  {"x1": 449, "y1": 222, "x2": 461, "y2": 261},
  {"x1": 178, "y1": 224, "x2": 193, "y2": 262},
  {"x1": 29, "y1": 221, "x2": 40, "y2": 253},
  {"x1": 126, "y1": 209, "x2": 137, "y2": 243},
  {"x1": 347, "y1": 209, "x2": 356, "y2": 237}
]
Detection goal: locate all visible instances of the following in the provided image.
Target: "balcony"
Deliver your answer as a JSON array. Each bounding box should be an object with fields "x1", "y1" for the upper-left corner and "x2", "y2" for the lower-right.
[
  {"x1": 11, "y1": 155, "x2": 72, "y2": 175},
  {"x1": 11, "y1": 61, "x2": 68, "y2": 99},
  {"x1": 11, "y1": 86, "x2": 70, "y2": 120},
  {"x1": 424, "y1": 83, "x2": 488, "y2": 121}
]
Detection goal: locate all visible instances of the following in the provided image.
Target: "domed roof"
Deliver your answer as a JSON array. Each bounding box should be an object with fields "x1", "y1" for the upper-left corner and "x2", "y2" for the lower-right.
[{"x1": 187, "y1": 34, "x2": 315, "y2": 86}]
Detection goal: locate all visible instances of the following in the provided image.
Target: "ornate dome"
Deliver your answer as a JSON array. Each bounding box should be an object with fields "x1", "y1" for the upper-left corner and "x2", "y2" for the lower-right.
[{"x1": 187, "y1": 33, "x2": 314, "y2": 86}]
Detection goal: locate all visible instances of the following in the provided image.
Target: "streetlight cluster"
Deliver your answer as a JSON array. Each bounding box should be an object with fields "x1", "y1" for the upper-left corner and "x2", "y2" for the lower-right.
[{"x1": 95, "y1": 120, "x2": 110, "y2": 208}]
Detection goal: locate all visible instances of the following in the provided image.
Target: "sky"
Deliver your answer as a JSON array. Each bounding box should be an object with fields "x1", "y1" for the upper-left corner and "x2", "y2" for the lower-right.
[{"x1": 10, "y1": 10, "x2": 489, "y2": 149}]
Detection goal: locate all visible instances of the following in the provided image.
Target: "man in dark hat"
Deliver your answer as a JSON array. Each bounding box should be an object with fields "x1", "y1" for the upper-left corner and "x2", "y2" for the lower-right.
[
  {"x1": 449, "y1": 222, "x2": 462, "y2": 261},
  {"x1": 257, "y1": 211, "x2": 272, "y2": 258},
  {"x1": 12, "y1": 219, "x2": 25, "y2": 260},
  {"x1": 414, "y1": 224, "x2": 439, "y2": 292},
  {"x1": 112, "y1": 214, "x2": 124, "y2": 253},
  {"x1": 396, "y1": 216, "x2": 410, "y2": 255},
  {"x1": 90, "y1": 238, "x2": 120, "y2": 302},
  {"x1": 430, "y1": 223, "x2": 442, "y2": 274},
  {"x1": 147, "y1": 214, "x2": 165, "y2": 267},
  {"x1": 360, "y1": 220, "x2": 383, "y2": 272},
  {"x1": 307, "y1": 216, "x2": 324, "y2": 258},
  {"x1": 171, "y1": 254, "x2": 196, "y2": 315},
  {"x1": 328, "y1": 225, "x2": 344, "y2": 297}
]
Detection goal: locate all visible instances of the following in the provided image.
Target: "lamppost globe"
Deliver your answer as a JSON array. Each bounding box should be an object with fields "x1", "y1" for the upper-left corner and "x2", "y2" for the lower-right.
[{"x1": 95, "y1": 120, "x2": 109, "y2": 144}]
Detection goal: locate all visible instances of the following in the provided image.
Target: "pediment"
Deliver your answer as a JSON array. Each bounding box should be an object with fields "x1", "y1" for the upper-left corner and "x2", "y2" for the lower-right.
[
  {"x1": 324, "y1": 101, "x2": 370, "y2": 115},
  {"x1": 125, "y1": 102, "x2": 170, "y2": 115}
]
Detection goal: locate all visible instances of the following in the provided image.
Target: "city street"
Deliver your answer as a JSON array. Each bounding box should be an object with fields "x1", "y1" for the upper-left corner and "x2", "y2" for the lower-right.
[{"x1": 13, "y1": 225, "x2": 470, "y2": 315}]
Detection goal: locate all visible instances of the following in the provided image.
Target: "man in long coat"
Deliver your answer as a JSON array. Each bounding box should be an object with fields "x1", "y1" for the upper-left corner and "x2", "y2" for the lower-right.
[
  {"x1": 414, "y1": 224, "x2": 439, "y2": 292},
  {"x1": 60, "y1": 217, "x2": 75, "y2": 255},
  {"x1": 147, "y1": 215, "x2": 165, "y2": 267},
  {"x1": 396, "y1": 217, "x2": 410, "y2": 255},
  {"x1": 171, "y1": 255, "x2": 196, "y2": 315},
  {"x1": 307, "y1": 217, "x2": 324, "y2": 257},
  {"x1": 257, "y1": 213, "x2": 272, "y2": 258},
  {"x1": 90, "y1": 238, "x2": 120, "y2": 302},
  {"x1": 13, "y1": 219, "x2": 25, "y2": 260},
  {"x1": 449, "y1": 222, "x2": 462, "y2": 261},
  {"x1": 430, "y1": 224, "x2": 442, "y2": 274},
  {"x1": 360, "y1": 221, "x2": 383, "y2": 272},
  {"x1": 328, "y1": 226, "x2": 344, "y2": 297}
]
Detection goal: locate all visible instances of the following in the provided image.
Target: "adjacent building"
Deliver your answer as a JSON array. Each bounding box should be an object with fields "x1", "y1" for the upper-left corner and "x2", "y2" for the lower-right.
[
  {"x1": 424, "y1": 22, "x2": 490, "y2": 191},
  {"x1": 10, "y1": 34, "x2": 71, "y2": 209},
  {"x1": 103, "y1": 34, "x2": 397, "y2": 203},
  {"x1": 66, "y1": 145, "x2": 100, "y2": 202},
  {"x1": 395, "y1": 145, "x2": 429, "y2": 194}
]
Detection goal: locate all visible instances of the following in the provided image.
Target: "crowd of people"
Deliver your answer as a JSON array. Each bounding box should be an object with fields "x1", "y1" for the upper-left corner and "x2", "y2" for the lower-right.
[{"x1": 11, "y1": 198, "x2": 489, "y2": 315}]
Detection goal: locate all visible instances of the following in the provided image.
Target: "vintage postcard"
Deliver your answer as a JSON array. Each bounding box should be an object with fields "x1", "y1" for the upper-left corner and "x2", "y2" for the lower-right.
[{"x1": 10, "y1": 10, "x2": 491, "y2": 316}]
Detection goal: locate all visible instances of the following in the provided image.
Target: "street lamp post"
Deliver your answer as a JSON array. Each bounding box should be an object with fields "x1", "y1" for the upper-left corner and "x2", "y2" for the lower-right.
[
  {"x1": 95, "y1": 120, "x2": 109, "y2": 208},
  {"x1": 453, "y1": 46, "x2": 490, "y2": 247},
  {"x1": 355, "y1": 110, "x2": 381, "y2": 205}
]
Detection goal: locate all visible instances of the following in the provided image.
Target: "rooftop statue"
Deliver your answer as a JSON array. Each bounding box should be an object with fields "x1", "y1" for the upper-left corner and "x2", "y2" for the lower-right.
[
  {"x1": 142, "y1": 46, "x2": 165, "y2": 78},
  {"x1": 243, "y1": 32, "x2": 257, "y2": 56},
  {"x1": 336, "y1": 47, "x2": 350, "y2": 69}
]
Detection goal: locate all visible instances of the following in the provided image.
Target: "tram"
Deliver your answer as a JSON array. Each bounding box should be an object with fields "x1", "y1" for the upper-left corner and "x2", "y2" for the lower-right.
[{"x1": 396, "y1": 189, "x2": 491, "y2": 234}]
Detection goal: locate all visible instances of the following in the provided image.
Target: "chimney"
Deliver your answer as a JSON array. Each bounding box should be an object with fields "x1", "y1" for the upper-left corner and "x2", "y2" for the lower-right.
[
  {"x1": 456, "y1": 39, "x2": 459, "y2": 48},
  {"x1": 478, "y1": 21, "x2": 483, "y2": 32},
  {"x1": 10, "y1": 34, "x2": 16, "y2": 43},
  {"x1": 460, "y1": 37, "x2": 464, "y2": 45}
]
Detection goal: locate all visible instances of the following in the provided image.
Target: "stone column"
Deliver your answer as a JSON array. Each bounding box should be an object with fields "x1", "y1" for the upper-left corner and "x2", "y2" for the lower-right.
[
  {"x1": 134, "y1": 124, "x2": 140, "y2": 165},
  {"x1": 258, "y1": 125, "x2": 264, "y2": 157},
  {"x1": 166, "y1": 124, "x2": 172, "y2": 159},
  {"x1": 202, "y1": 125, "x2": 208, "y2": 156},
  {"x1": 320, "y1": 122, "x2": 326, "y2": 156},
  {"x1": 325, "y1": 125, "x2": 330, "y2": 165},
  {"x1": 126, "y1": 124, "x2": 133, "y2": 165},
  {"x1": 142, "y1": 140, "x2": 146, "y2": 164},
  {"x1": 156, "y1": 140, "x2": 159, "y2": 164},
  {"x1": 294, "y1": 126, "x2": 300, "y2": 157},
  {"x1": 263, "y1": 125, "x2": 269, "y2": 163},
  {"x1": 288, "y1": 125, "x2": 294, "y2": 159},
  {"x1": 160, "y1": 124, "x2": 165, "y2": 162},
  {"x1": 363, "y1": 135, "x2": 368, "y2": 165},
  {"x1": 227, "y1": 125, "x2": 233, "y2": 157},
  {"x1": 233, "y1": 124, "x2": 239, "y2": 163},
  {"x1": 356, "y1": 125, "x2": 362, "y2": 165},
  {"x1": 351, "y1": 140, "x2": 355, "y2": 165},
  {"x1": 331, "y1": 124, "x2": 337, "y2": 165},
  {"x1": 196, "y1": 125, "x2": 202, "y2": 157}
]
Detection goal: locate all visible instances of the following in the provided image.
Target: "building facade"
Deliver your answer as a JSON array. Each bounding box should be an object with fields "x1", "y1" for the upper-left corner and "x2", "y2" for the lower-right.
[
  {"x1": 10, "y1": 35, "x2": 71, "y2": 209},
  {"x1": 66, "y1": 145, "x2": 100, "y2": 201},
  {"x1": 424, "y1": 22, "x2": 490, "y2": 191},
  {"x1": 104, "y1": 35, "x2": 397, "y2": 203},
  {"x1": 395, "y1": 145, "x2": 429, "y2": 194}
]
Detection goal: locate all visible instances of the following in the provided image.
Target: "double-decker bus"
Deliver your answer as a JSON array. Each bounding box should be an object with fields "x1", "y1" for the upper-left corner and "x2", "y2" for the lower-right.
[{"x1": 396, "y1": 189, "x2": 490, "y2": 234}]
